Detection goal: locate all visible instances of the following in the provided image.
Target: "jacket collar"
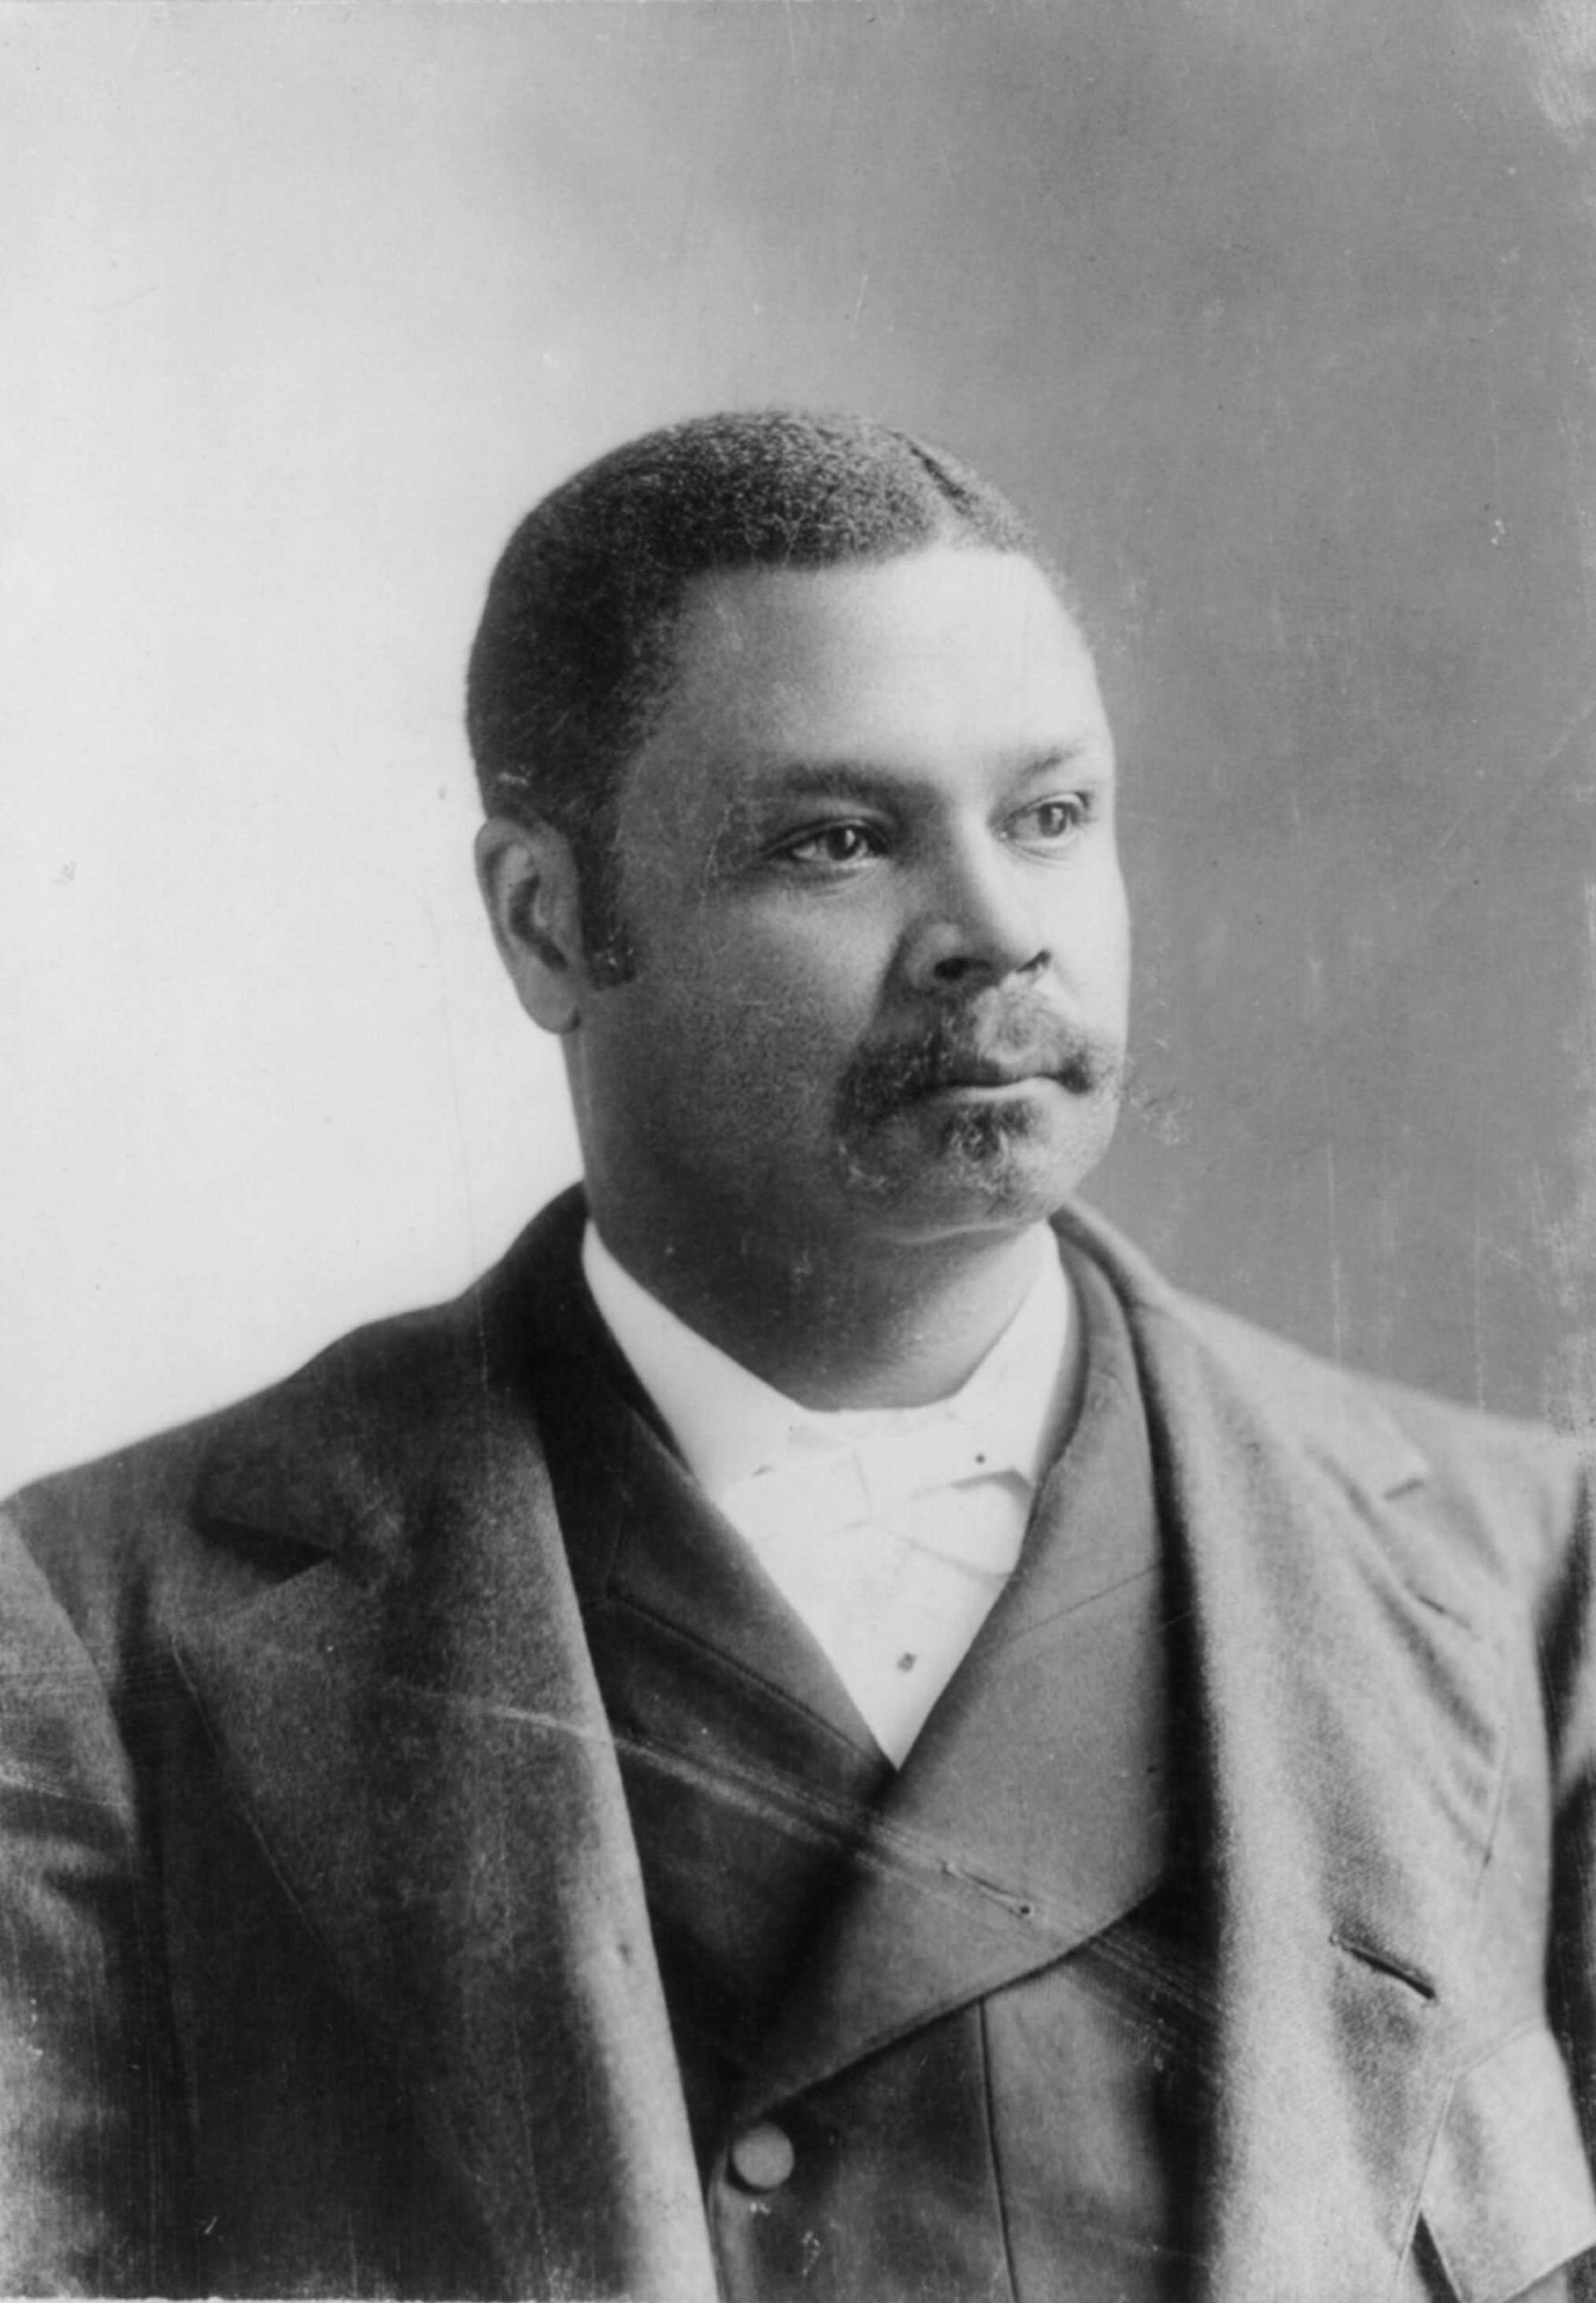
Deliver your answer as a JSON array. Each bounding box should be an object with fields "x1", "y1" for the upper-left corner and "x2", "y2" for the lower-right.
[
  {"x1": 190, "y1": 1190, "x2": 1432, "y2": 1568},
  {"x1": 185, "y1": 1187, "x2": 1505, "y2": 2301}
]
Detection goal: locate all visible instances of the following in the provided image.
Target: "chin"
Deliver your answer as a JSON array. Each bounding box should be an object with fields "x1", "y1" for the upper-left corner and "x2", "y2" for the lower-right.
[{"x1": 839, "y1": 1090, "x2": 1119, "y2": 1235}]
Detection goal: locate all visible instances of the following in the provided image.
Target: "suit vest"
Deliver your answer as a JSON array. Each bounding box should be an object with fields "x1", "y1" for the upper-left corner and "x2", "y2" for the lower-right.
[{"x1": 534, "y1": 1245, "x2": 1213, "y2": 2301}]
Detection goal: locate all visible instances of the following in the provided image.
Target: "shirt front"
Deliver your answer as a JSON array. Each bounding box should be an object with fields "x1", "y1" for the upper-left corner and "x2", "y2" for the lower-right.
[{"x1": 581, "y1": 1223, "x2": 1079, "y2": 1763}]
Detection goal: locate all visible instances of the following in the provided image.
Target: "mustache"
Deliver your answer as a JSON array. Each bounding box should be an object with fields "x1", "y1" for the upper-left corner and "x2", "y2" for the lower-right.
[{"x1": 838, "y1": 999, "x2": 1124, "y2": 1129}]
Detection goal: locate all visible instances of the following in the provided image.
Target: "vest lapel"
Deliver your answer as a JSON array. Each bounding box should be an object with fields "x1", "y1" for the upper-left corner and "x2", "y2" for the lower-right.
[
  {"x1": 172, "y1": 1207, "x2": 719, "y2": 2303},
  {"x1": 747, "y1": 1248, "x2": 1174, "y2": 2113},
  {"x1": 533, "y1": 1341, "x2": 895, "y2": 2138}
]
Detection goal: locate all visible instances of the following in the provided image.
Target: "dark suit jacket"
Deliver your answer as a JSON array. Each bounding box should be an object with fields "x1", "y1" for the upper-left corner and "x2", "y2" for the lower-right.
[{"x1": 3, "y1": 1190, "x2": 1596, "y2": 2301}]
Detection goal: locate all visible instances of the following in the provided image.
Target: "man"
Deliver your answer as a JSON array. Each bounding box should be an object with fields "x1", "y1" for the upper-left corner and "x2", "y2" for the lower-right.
[{"x1": 3, "y1": 409, "x2": 1595, "y2": 2302}]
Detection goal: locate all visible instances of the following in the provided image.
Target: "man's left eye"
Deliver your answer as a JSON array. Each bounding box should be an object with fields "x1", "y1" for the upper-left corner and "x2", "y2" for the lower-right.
[{"x1": 1013, "y1": 795, "x2": 1088, "y2": 846}]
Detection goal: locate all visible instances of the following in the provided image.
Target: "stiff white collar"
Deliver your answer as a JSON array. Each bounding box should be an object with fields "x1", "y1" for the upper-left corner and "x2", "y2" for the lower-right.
[{"x1": 580, "y1": 1220, "x2": 1075, "y2": 1508}]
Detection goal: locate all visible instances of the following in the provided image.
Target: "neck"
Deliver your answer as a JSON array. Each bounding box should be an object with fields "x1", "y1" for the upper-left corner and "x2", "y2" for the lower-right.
[{"x1": 583, "y1": 1193, "x2": 1051, "y2": 1410}]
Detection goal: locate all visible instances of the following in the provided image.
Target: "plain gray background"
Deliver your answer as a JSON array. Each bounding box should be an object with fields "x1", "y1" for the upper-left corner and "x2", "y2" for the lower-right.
[{"x1": 6, "y1": 0, "x2": 1595, "y2": 1495}]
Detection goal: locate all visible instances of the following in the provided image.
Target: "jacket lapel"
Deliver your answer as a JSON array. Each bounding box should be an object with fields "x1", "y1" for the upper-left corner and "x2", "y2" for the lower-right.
[
  {"x1": 172, "y1": 1207, "x2": 719, "y2": 2303},
  {"x1": 1058, "y1": 1206, "x2": 1510, "y2": 2302}
]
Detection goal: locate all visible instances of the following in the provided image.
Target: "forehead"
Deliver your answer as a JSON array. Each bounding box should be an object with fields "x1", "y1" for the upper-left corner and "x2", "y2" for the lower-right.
[{"x1": 631, "y1": 547, "x2": 1109, "y2": 802}]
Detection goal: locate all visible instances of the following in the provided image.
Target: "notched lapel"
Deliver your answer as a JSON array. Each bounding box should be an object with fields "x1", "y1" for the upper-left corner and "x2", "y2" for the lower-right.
[
  {"x1": 173, "y1": 1300, "x2": 717, "y2": 2303},
  {"x1": 1113, "y1": 1269, "x2": 1509, "y2": 2301}
]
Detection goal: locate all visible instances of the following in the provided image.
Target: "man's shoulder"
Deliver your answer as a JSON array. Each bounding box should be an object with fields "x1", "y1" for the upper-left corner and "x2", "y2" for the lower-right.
[
  {"x1": 2, "y1": 1291, "x2": 460, "y2": 1661},
  {"x1": 1186, "y1": 1283, "x2": 1578, "y2": 1498},
  {"x1": 4, "y1": 1190, "x2": 593, "y2": 1663},
  {"x1": 12, "y1": 1187, "x2": 1587, "y2": 1653},
  {"x1": 1060, "y1": 1198, "x2": 1589, "y2": 1583}
]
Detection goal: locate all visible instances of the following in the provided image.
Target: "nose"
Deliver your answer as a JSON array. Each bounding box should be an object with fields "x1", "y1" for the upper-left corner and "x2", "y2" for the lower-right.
[{"x1": 898, "y1": 828, "x2": 1050, "y2": 995}]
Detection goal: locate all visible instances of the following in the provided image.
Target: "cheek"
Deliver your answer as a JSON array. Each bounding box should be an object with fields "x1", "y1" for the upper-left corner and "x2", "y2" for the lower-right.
[
  {"x1": 706, "y1": 908, "x2": 888, "y2": 1041},
  {"x1": 617, "y1": 932, "x2": 858, "y2": 1114},
  {"x1": 1057, "y1": 866, "x2": 1131, "y2": 993}
]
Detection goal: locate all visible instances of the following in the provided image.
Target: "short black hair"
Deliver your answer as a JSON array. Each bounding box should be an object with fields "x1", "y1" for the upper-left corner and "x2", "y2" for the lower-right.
[{"x1": 465, "y1": 408, "x2": 1057, "y2": 976}]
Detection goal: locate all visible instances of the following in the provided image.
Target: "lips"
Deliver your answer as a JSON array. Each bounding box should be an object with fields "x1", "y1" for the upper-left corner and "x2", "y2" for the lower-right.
[{"x1": 925, "y1": 1057, "x2": 1048, "y2": 1090}]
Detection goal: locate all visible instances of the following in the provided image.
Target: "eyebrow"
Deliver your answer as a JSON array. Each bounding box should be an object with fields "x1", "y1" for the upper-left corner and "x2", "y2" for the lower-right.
[{"x1": 748, "y1": 745, "x2": 1096, "y2": 804}]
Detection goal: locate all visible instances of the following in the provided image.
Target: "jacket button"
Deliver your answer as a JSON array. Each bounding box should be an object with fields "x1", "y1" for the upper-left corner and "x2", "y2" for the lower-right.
[{"x1": 728, "y1": 2121, "x2": 795, "y2": 2191}]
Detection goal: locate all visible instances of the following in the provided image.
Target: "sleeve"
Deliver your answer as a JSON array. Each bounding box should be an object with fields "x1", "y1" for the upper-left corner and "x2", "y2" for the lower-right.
[{"x1": 0, "y1": 1505, "x2": 171, "y2": 2296}]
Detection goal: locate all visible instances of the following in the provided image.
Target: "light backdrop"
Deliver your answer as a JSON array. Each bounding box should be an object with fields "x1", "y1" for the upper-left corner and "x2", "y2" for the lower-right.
[{"x1": 6, "y1": 0, "x2": 1595, "y2": 1494}]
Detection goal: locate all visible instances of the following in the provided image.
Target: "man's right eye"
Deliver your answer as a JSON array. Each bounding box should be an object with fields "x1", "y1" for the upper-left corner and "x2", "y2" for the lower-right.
[{"x1": 773, "y1": 823, "x2": 882, "y2": 868}]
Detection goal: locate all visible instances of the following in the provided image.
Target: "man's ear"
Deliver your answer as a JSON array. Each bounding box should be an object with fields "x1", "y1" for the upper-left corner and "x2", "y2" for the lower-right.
[{"x1": 474, "y1": 816, "x2": 590, "y2": 1034}]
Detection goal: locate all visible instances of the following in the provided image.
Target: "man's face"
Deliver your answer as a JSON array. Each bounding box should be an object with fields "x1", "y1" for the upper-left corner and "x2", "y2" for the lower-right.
[{"x1": 569, "y1": 546, "x2": 1130, "y2": 1261}]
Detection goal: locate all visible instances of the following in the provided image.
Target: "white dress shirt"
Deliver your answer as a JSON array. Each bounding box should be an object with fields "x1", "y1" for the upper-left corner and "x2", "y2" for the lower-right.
[{"x1": 582, "y1": 1223, "x2": 1079, "y2": 1764}]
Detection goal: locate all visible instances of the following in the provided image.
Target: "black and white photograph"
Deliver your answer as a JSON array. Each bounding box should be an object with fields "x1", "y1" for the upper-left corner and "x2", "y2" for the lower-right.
[{"x1": 6, "y1": 3, "x2": 1596, "y2": 2296}]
